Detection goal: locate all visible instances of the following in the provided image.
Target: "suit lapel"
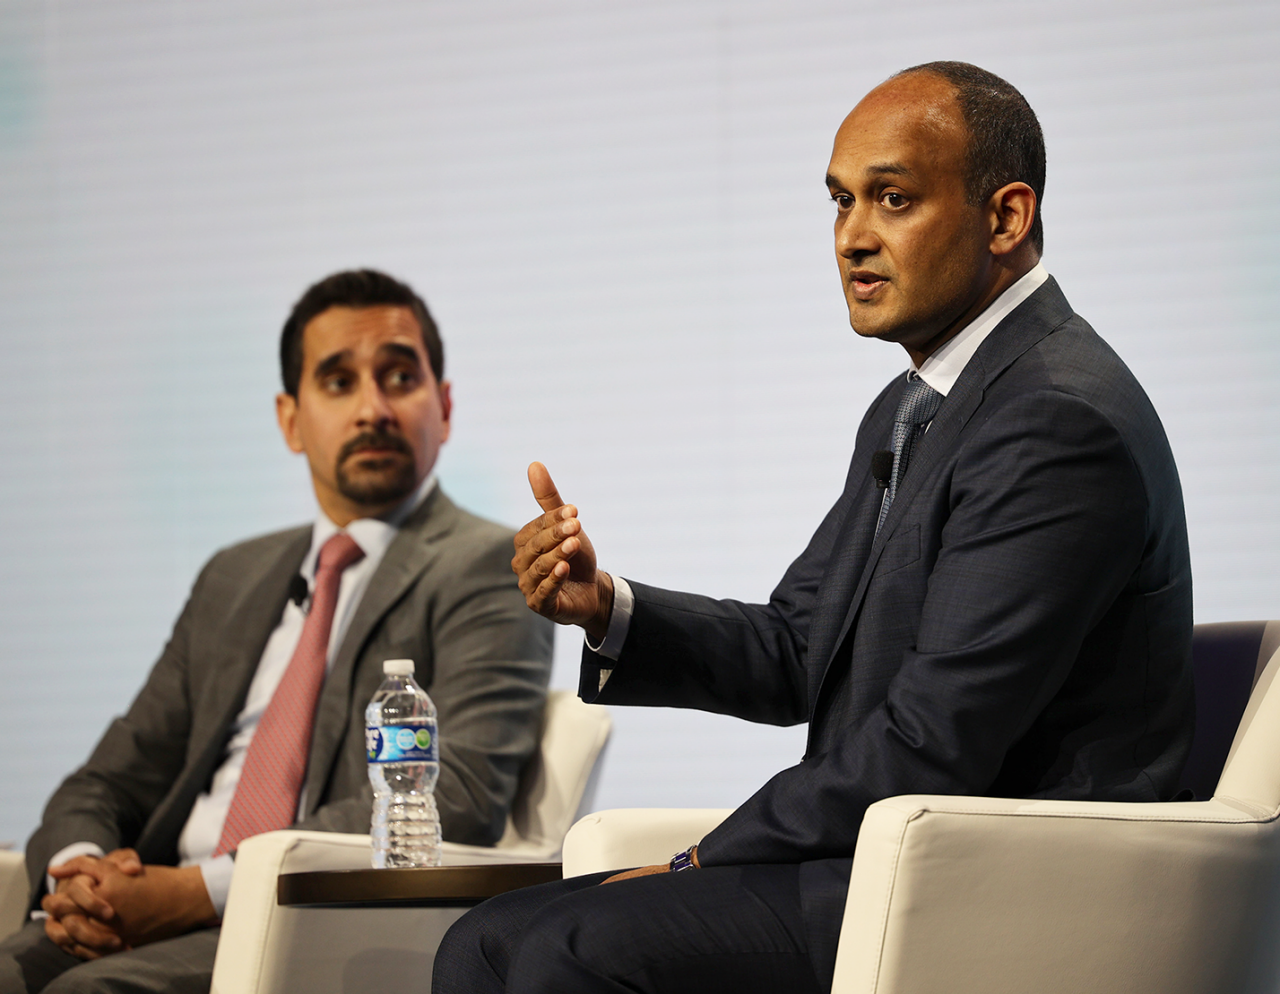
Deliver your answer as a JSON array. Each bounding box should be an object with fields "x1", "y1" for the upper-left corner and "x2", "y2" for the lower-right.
[
  {"x1": 811, "y1": 278, "x2": 1076, "y2": 706},
  {"x1": 203, "y1": 533, "x2": 312, "y2": 742},
  {"x1": 804, "y1": 408, "x2": 897, "y2": 713},
  {"x1": 303, "y1": 488, "x2": 459, "y2": 812},
  {"x1": 138, "y1": 529, "x2": 310, "y2": 861}
]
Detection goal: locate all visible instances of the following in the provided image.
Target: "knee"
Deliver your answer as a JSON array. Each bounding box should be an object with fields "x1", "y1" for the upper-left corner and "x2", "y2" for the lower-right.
[
  {"x1": 41, "y1": 971, "x2": 111, "y2": 994},
  {"x1": 503, "y1": 900, "x2": 611, "y2": 993},
  {"x1": 432, "y1": 906, "x2": 511, "y2": 994}
]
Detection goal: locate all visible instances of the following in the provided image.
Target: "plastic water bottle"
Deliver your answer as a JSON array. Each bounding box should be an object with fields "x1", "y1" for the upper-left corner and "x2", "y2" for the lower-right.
[{"x1": 366, "y1": 658, "x2": 441, "y2": 867}]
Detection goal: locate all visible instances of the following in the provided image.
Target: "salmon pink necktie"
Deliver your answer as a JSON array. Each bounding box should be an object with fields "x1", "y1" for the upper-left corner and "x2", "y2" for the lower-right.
[{"x1": 213, "y1": 531, "x2": 365, "y2": 857}]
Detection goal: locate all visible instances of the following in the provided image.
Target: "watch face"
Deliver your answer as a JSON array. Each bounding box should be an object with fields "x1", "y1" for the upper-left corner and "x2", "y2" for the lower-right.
[{"x1": 669, "y1": 847, "x2": 697, "y2": 872}]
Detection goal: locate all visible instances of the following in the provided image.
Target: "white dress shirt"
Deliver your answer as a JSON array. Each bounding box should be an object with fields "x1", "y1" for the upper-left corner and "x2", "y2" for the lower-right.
[
  {"x1": 589, "y1": 263, "x2": 1050, "y2": 674},
  {"x1": 45, "y1": 474, "x2": 436, "y2": 918}
]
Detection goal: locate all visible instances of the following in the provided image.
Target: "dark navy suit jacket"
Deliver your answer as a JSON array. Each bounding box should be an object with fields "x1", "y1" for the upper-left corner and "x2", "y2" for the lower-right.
[{"x1": 582, "y1": 277, "x2": 1194, "y2": 879}]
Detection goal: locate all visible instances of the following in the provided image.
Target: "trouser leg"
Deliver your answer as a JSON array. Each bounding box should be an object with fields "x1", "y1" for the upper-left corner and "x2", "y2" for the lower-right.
[
  {"x1": 0, "y1": 922, "x2": 81, "y2": 994},
  {"x1": 435, "y1": 865, "x2": 830, "y2": 994},
  {"x1": 433, "y1": 871, "x2": 611, "y2": 994},
  {"x1": 0, "y1": 921, "x2": 219, "y2": 994}
]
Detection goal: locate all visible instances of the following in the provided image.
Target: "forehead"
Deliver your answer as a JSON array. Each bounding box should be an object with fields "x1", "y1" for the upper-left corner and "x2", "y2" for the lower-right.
[
  {"x1": 828, "y1": 73, "x2": 968, "y2": 184},
  {"x1": 301, "y1": 305, "x2": 426, "y2": 367}
]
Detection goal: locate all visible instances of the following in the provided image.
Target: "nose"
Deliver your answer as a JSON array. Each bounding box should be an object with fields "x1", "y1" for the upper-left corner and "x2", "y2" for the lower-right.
[
  {"x1": 835, "y1": 202, "x2": 879, "y2": 260},
  {"x1": 354, "y1": 375, "x2": 396, "y2": 428}
]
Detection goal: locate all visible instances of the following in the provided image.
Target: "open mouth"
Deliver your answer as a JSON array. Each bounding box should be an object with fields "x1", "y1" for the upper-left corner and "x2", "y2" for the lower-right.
[{"x1": 849, "y1": 271, "x2": 888, "y2": 301}]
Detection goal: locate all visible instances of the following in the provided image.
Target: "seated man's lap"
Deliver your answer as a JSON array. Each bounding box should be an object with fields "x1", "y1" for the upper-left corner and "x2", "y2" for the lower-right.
[
  {"x1": 434, "y1": 866, "x2": 832, "y2": 994},
  {"x1": 0, "y1": 921, "x2": 218, "y2": 994}
]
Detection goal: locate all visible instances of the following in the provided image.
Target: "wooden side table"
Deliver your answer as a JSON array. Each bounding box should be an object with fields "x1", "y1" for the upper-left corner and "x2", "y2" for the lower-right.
[{"x1": 277, "y1": 862, "x2": 563, "y2": 909}]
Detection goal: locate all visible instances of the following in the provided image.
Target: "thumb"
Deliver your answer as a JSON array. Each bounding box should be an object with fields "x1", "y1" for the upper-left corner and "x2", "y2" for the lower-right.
[
  {"x1": 105, "y1": 849, "x2": 143, "y2": 875},
  {"x1": 527, "y1": 462, "x2": 565, "y2": 513}
]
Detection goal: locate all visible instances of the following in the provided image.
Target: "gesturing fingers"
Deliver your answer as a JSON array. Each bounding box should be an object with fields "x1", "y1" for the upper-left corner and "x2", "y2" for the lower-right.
[
  {"x1": 519, "y1": 544, "x2": 578, "y2": 616},
  {"x1": 512, "y1": 510, "x2": 580, "y2": 573}
]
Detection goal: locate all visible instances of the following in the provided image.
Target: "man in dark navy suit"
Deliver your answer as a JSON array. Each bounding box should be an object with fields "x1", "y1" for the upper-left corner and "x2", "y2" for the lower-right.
[{"x1": 433, "y1": 61, "x2": 1194, "y2": 994}]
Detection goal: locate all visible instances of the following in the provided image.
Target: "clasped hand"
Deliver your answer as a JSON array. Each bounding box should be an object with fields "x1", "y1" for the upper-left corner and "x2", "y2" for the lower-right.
[
  {"x1": 512, "y1": 462, "x2": 614, "y2": 642},
  {"x1": 43, "y1": 849, "x2": 217, "y2": 960}
]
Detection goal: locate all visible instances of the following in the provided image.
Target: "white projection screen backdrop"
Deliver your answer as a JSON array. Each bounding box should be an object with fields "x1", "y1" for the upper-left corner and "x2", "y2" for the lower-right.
[{"x1": 1, "y1": 0, "x2": 1277, "y2": 847}]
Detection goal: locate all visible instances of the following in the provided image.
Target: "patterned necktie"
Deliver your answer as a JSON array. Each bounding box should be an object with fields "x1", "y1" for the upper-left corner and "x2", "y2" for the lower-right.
[
  {"x1": 876, "y1": 373, "x2": 943, "y2": 534},
  {"x1": 213, "y1": 531, "x2": 365, "y2": 857}
]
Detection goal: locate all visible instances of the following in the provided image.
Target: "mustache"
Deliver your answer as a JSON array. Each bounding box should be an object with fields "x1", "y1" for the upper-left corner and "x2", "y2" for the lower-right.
[{"x1": 338, "y1": 430, "x2": 412, "y2": 464}]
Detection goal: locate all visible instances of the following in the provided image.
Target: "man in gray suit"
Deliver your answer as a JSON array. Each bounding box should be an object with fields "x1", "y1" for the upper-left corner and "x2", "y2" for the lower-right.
[{"x1": 0, "y1": 269, "x2": 553, "y2": 994}]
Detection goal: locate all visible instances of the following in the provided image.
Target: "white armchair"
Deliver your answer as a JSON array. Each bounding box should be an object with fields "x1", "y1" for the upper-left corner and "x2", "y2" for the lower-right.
[
  {"x1": 0, "y1": 850, "x2": 27, "y2": 942},
  {"x1": 562, "y1": 622, "x2": 1280, "y2": 994},
  {"x1": 210, "y1": 689, "x2": 611, "y2": 994}
]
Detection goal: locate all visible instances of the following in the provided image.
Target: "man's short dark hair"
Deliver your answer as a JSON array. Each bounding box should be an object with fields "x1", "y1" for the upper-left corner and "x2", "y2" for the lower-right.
[
  {"x1": 279, "y1": 269, "x2": 444, "y2": 397},
  {"x1": 897, "y1": 61, "x2": 1046, "y2": 254}
]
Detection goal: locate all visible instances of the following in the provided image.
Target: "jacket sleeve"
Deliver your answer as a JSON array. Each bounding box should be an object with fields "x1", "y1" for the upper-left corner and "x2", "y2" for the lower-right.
[
  {"x1": 22, "y1": 560, "x2": 212, "y2": 904},
  {"x1": 579, "y1": 382, "x2": 894, "y2": 724},
  {"x1": 695, "y1": 390, "x2": 1156, "y2": 865}
]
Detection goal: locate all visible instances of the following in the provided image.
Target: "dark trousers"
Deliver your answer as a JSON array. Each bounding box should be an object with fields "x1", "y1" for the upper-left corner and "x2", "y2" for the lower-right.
[
  {"x1": 432, "y1": 863, "x2": 849, "y2": 994},
  {"x1": 0, "y1": 921, "x2": 217, "y2": 994}
]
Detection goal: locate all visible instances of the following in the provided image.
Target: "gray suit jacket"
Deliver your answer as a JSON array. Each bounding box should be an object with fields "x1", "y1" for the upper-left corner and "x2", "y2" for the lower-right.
[{"x1": 25, "y1": 487, "x2": 553, "y2": 902}]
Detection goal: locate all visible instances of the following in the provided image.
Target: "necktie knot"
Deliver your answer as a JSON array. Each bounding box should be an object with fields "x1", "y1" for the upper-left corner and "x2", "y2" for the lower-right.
[
  {"x1": 895, "y1": 373, "x2": 943, "y2": 431},
  {"x1": 317, "y1": 531, "x2": 364, "y2": 576}
]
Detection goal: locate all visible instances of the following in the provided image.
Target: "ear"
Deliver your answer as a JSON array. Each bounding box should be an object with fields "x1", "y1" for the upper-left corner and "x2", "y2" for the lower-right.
[
  {"x1": 276, "y1": 392, "x2": 305, "y2": 454},
  {"x1": 986, "y1": 181, "x2": 1037, "y2": 258},
  {"x1": 438, "y1": 379, "x2": 453, "y2": 444}
]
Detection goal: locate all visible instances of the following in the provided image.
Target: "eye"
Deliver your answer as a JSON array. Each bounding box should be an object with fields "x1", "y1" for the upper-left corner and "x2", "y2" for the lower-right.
[
  {"x1": 880, "y1": 191, "x2": 908, "y2": 209},
  {"x1": 320, "y1": 373, "x2": 353, "y2": 394},
  {"x1": 830, "y1": 193, "x2": 853, "y2": 211},
  {"x1": 383, "y1": 367, "x2": 422, "y2": 393}
]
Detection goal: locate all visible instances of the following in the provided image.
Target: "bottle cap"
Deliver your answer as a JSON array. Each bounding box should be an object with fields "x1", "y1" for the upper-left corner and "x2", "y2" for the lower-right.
[{"x1": 382, "y1": 658, "x2": 415, "y2": 676}]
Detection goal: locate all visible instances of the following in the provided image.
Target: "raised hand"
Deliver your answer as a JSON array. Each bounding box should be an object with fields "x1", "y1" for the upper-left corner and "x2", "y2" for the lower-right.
[{"x1": 512, "y1": 462, "x2": 614, "y2": 641}]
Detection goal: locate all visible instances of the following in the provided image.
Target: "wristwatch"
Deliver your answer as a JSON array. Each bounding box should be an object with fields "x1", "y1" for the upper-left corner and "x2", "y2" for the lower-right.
[{"x1": 668, "y1": 845, "x2": 698, "y2": 872}]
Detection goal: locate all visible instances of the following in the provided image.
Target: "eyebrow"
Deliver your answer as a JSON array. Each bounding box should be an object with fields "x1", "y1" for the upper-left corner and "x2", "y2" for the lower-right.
[
  {"x1": 313, "y1": 350, "x2": 352, "y2": 380},
  {"x1": 825, "y1": 162, "x2": 916, "y2": 189},
  {"x1": 312, "y1": 342, "x2": 424, "y2": 380},
  {"x1": 378, "y1": 342, "x2": 424, "y2": 365},
  {"x1": 866, "y1": 161, "x2": 915, "y2": 179}
]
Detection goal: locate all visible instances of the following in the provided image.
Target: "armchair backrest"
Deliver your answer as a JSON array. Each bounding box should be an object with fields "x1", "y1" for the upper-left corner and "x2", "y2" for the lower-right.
[
  {"x1": 1181, "y1": 621, "x2": 1280, "y2": 799},
  {"x1": 496, "y1": 689, "x2": 611, "y2": 853},
  {"x1": 1214, "y1": 621, "x2": 1280, "y2": 812}
]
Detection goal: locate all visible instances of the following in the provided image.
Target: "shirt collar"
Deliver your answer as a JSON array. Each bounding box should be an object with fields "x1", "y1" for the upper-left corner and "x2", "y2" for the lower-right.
[
  {"x1": 913, "y1": 262, "x2": 1049, "y2": 397},
  {"x1": 301, "y1": 473, "x2": 437, "y2": 581}
]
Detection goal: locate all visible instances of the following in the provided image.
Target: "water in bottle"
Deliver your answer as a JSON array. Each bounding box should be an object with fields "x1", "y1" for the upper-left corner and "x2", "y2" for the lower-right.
[{"x1": 366, "y1": 658, "x2": 441, "y2": 867}]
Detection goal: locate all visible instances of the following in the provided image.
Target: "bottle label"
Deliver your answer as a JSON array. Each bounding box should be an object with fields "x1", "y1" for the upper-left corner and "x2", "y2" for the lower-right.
[{"x1": 366, "y1": 724, "x2": 438, "y2": 763}]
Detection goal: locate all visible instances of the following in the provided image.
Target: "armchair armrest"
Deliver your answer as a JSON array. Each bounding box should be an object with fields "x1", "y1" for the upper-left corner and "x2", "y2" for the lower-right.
[
  {"x1": 212, "y1": 831, "x2": 373, "y2": 994},
  {"x1": 0, "y1": 850, "x2": 27, "y2": 942},
  {"x1": 835, "y1": 794, "x2": 1280, "y2": 994},
  {"x1": 562, "y1": 809, "x2": 733, "y2": 877},
  {"x1": 212, "y1": 829, "x2": 566, "y2": 994}
]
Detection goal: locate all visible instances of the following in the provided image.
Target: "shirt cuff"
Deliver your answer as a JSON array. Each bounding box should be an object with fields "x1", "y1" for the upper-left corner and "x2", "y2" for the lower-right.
[
  {"x1": 584, "y1": 574, "x2": 634, "y2": 691},
  {"x1": 198, "y1": 855, "x2": 235, "y2": 919},
  {"x1": 43, "y1": 841, "x2": 106, "y2": 900}
]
